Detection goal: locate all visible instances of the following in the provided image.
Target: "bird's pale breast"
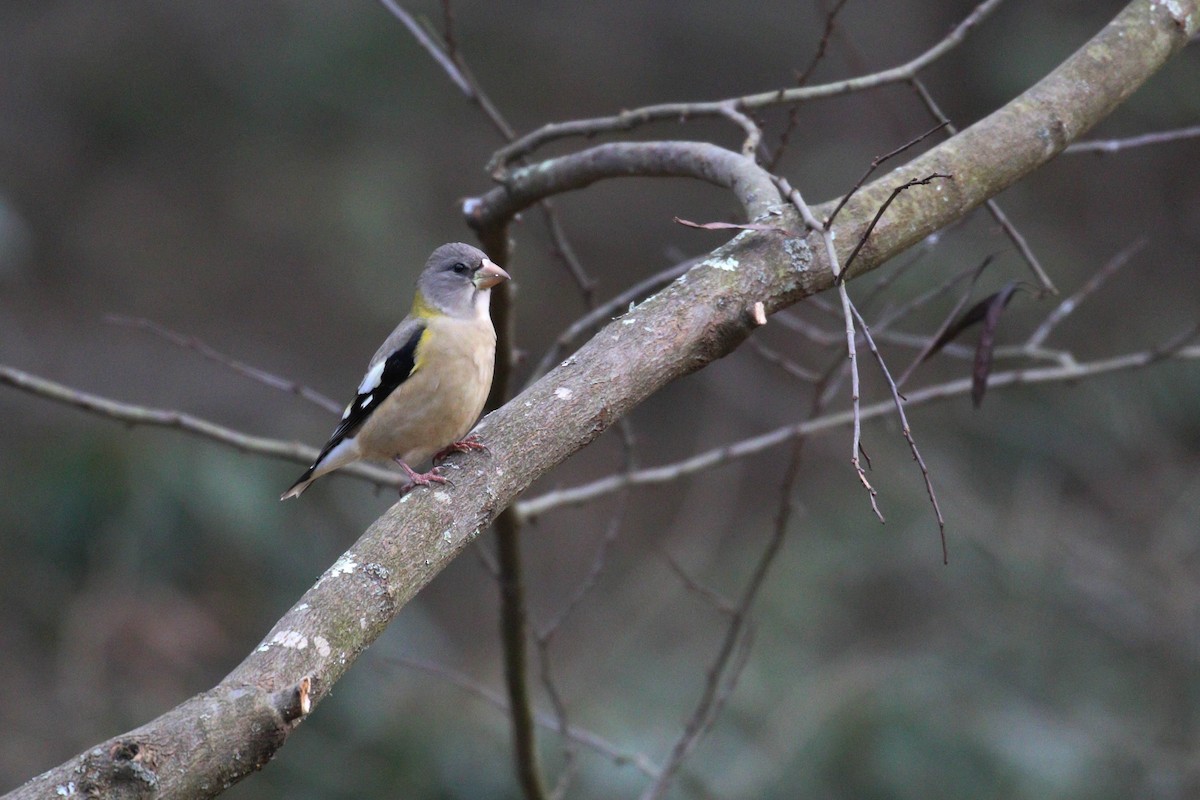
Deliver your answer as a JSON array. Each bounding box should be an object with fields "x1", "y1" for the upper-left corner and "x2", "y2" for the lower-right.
[{"x1": 353, "y1": 313, "x2": 495, "y2": 466}]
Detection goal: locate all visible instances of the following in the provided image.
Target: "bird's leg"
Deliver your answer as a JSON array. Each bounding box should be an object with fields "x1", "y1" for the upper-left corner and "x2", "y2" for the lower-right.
[
  {"x1": 394, "y1": 457, "x2": 450, "y2": 493},
  {"x1": 432, "y1": 434, "x2": 489, "y2": 465}
]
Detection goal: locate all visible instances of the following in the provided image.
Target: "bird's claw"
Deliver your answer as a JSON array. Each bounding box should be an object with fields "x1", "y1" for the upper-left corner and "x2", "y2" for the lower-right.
[
  {"x1": 394, "y1": 459, "x2": 453, "y2": 495},
  {"x1": 433, "y1": 435, "x2": 490, "y2": 465}
]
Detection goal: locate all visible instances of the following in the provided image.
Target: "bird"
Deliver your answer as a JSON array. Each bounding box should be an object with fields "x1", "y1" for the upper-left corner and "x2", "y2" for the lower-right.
[{"x1": 280, "y1": 242, "x2": 510, "y2": 500}]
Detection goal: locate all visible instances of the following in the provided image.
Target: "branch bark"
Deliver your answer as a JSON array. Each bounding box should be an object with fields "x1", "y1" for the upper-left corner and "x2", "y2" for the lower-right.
[{"x1": 7, "y1": 1, "x2": 1195, "y2": 796}]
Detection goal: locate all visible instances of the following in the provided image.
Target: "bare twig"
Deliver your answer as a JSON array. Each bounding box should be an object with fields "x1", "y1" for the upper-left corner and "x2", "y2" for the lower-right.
[
  {"x1": 515, "y1": 342, "x2": 1200, "y2": 518},
  {"x1": 749, "y1": 339, "x2": 822, "y2": 382},
  {"x1": 717, "y1": 101, "x2": 764, "y2": 158},
  {"x1": 1147, "y1": 322, "x2": 1200, "y2": 362},
  {"x1": 1026, "y1": 238, "x2": 1146, "y2": 348},
  {"x1": 908, "y1": 77, "x2": 1057, "y2": 294},
  {"x1": 841, "y1": 173, "x2": 954, "y2": 277},
  {"x1": 857, "y1": 219, "x2": 971, "y2": 311},
  {"x1": 539, "y1": 199, "x2": 598, "y2": 305},
  {"x1": 0, "y1": 364, "x2": 403, "y2": 489},
  {"x1": 642, "y1": 395, "x2": 812, "y2": 799},
  {"x1": 489, "y1": 0, "x2": 1006, "y2": 172},
  {"x1": 105, "y1": 315, "x2": 342, "y2": 415},
  {"x1": 895, "y1": 255, "x2": 994, "y2": 386},
  {"x1": 524, "y1": 259, "x2": 696, "y2": 390},
  {"x1": 536, "y1": 637, "x2": 578, "y2": 800},
  {"x1": 661, "y1": 551, "x2": 738, "y2": 615},
  {"x1": 386, "y1": 656, "x2": 662, "y2": 779},
  {"x1": 825, "y1": 121, "x2": 949, "y2": 228},
  {"x1": 876, "y1": 254, "x2": 993, "y2": 333},
  {"x1": 439, "y1": 0, "x2": 459, "y2": 60},
  {"x1": 767, "y1": 0, "x2": 852, "y2": 170},
  {"x1": 774, "y1": 174, "x2": 883, "y2": 522},
  {"x1": 377, "y1": 0, "x2": 473, "y2": 97},
  {"x1": 847, "y1": 302, "x2": 947, "y2": 561},
  {"x1": 382, "y1": 0, "x2": 516, "y2": 140},
  {"x1": 1065, "y1": 124, "x2": 1200, "y2": 154}
]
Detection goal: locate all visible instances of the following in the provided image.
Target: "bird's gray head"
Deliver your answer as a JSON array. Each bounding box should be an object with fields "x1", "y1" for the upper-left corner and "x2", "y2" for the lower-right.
[{"x1": 414, "y1": 243, "x2": 510, "y2": 319}]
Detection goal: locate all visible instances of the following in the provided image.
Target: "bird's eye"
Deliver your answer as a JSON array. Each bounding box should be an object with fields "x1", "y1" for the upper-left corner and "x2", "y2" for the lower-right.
[{"x1": 451, "y1": 262, "x2": 469, "y2": 274}]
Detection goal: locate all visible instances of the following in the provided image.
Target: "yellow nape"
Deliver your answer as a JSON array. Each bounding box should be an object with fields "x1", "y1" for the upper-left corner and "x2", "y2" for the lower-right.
[{"x1": 410, "y1": 291, "x2": 439, "y2": 319}]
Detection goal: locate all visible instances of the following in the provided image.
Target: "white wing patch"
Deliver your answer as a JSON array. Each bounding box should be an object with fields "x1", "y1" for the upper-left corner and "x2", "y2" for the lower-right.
[
  {"x1": 357, "y1": 360, "x2": 386, "y2": 394},
  {"x1": 359, "y1": 394, "x2": 373, "y2": 409},
  {"x1": 311, "y1": 435, "x2": 360, "y2": 476}
]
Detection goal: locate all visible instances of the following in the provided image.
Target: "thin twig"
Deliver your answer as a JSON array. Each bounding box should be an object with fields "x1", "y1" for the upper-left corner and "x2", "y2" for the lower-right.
[
  {"x1": 661, "y1": 551, "x2": 738, "y2": 615},
  {"x1": 1026, "y1": 238, "x2": 1146, "y2": 348},
  {"x1": 749, "y1": 339, "x2": 822, "y2": 383},
  {"x1": 536, "y1": 636, "x2": 579, "y2": 800},
  {"x1": 895, "y1": 255, "x2": 994, "y2": 386},
  {"x1": 403, "y1": 1, "x2": 516, "y2": 140},
  {"x1": 847, "y1": 301, "x2": 947, "y2": 562},
  {"x1": 439, "y1": 0, "x2": 459, "y2": 60},
  {"x1": 1147, "y1": 322, "x2": 1200, "y2": 363},
  {"x1": 538, "y1": 200, "x2": 598, "y2": 305},
  {"x1": 717, "y1": 101, "x2": 764, "y2": 158},
  {"x1": 386, "y1": 656, "x2": 662, "y2": 779},
  {"x1": 642, "y1": 399, "x2": 810, "y2": 799},
  {"x1": 908, "y1": 77, "x2": 1057, "y2": 294},
  {"x1": 105, "y1": 314, "x2": 342, "y2": 415},
  {"x1": 377, "y1": 0, "x2": 472, "y2": 96},
  {"x1": 875, "y1": 254, "x2": 993, "y2": 332},
  {"x1": 1065, "y1": 124, "x2": 1200, "y2": 154},
  {"x1": 524, "y1": 259, "x2": 696, "y2": 390},
  {"x1": 841, "y1": 173, "x2": 954, "y2": 278},
  {"x1": 774, "y1": 174, "x2": 883, "y2": 522},
  {"x1": 825, "y1": 121, "x2": 949, "y2": 228},
  {"x1": 489, "y1": 0, "x2": 1005, "y2": 172},
  {"x1": 514, "y1": 343, "x2": 1200, "y2": 518},
  {"x1": 767, "y1": 0, "x2": 852, "y2": 170},
  {"x1": 857, "y1": 222, "x2": 960, "y2": 311},
  {"x1": 0, "y1": 363, "x2": 403, "y2": 489}
]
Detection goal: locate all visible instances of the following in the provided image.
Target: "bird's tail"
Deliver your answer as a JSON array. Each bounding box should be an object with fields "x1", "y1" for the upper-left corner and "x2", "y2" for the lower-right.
[
  {"x1": 280, "y1": 436, "x2": 361, "y2": 500},
  {"x1": 280, "y1": 467, "x2": 317, "y2": 500}
]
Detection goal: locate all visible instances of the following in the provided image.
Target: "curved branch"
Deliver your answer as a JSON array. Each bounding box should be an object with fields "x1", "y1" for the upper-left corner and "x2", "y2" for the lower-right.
[
  {"x1": 8, "y1": 1, "x2": 1196, "y2": 797},
  {"x1": 466, "y1": 141, "x2": 783, "y2": 231}
]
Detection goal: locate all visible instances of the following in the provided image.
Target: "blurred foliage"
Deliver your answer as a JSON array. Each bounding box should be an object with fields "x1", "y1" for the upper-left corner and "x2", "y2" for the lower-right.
[{"x1": 1, "y1": 1, "x2": 1198, "y2": 798}]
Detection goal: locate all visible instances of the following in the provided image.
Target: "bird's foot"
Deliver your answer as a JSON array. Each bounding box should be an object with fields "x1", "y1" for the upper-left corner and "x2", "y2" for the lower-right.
[
  {"x1": 432, "y1": 435, "x2": 489, "y2": 465},
  {"x1": 394, "y1": 458, "x2": 451, "y2": 494}
]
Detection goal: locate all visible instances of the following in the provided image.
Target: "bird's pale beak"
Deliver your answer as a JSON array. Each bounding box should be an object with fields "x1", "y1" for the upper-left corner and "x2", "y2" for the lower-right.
[{"x1": 474, "y1": 259, "x2": 510, "y2": 290}]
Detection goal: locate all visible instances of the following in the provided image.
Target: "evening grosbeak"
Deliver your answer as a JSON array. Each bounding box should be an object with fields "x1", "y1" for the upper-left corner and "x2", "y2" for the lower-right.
[{"x1": 281, "y1": 243, "x2": 509, "y2": 500}]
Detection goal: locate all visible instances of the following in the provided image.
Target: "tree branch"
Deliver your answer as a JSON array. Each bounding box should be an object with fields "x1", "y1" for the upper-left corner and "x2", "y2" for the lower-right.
[
  {"x1": 8, "y1": 1, "x2": 1196, "y2": 796},
  {"x1": 515, "y1": 342, "x2": 1200, "y2": 519},
  {"x1": 466, "y1": 141, "x2": 783, "y2": 231},
  {"x1": 0, "y1": 364, "x2": 403, "y2": 490},
  {"x1": 488, "y1": 0, "x2": 1005, "y2": 171}
]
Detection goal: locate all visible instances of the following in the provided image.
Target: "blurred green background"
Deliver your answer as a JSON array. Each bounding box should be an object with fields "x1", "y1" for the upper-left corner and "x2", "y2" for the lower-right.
[{"x1": 1, "y1": 1, "x2": 1198, "y2": 798}]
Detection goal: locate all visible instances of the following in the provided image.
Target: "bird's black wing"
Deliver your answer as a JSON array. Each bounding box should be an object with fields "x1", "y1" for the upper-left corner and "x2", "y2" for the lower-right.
[{"x1": 294, "y1": 321, "x2": 426, "y2": 480}]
